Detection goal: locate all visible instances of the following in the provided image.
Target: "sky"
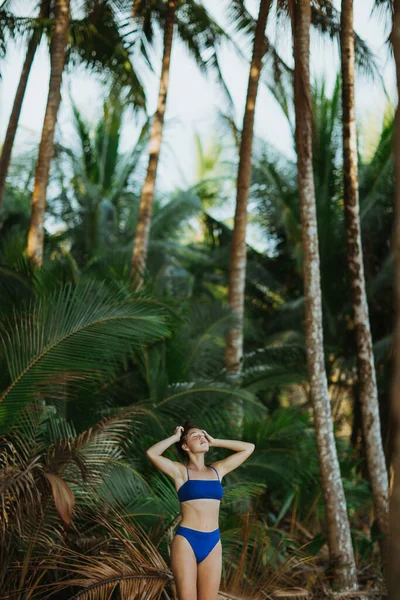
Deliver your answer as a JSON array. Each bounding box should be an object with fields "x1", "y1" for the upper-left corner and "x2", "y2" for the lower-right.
[{"x1": 0, "y1": 0, "x2": 396, "y2": 231}]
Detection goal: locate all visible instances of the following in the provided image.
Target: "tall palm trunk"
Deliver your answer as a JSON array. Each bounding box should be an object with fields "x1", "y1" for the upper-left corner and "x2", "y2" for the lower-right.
[
  {"x1": 292, "y1": 0, "x2": 358, "y2": 590},
  {"x1": 389, "y1": 2, "x2": 400, "y2": 596},
  {"x1": 131, "y1": 0, "x2": 177, "y2": 287},
  {"x1": 0, "y1": 1, "x2": 49, "y2": 211},
  {"x1": 225, "y1": 0, "x2": 271, "y2": 379},
  {"x1": 340, "y1": 0, "x2": 389, "y2": 563},
  {"x1": 27, "y1": 0, "x2": 70, "y2": 267}
]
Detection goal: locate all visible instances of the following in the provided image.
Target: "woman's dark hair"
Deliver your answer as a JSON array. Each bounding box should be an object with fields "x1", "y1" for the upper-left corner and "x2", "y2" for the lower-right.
[{"x1": 175, "y1": 420, "x2": 202, "y2": 463}]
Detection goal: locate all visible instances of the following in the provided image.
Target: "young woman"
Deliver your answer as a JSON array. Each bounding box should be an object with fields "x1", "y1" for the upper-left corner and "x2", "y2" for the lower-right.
[{"x1": 145, "y1": 420, "x2": 255, "y2": 600}]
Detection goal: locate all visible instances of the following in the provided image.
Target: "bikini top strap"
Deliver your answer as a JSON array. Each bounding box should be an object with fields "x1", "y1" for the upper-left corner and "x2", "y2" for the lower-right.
[
  {"x1": 209, "y1": 465, "x2": 220, "y2": 480},
  {"x1": 186, "y1": 466, "x2": 190, "y2": 480}
]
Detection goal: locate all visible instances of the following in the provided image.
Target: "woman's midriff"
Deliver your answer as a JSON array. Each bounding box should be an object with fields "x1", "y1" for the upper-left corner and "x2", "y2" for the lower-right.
[{"x1": 179, "y1": 499, "x2": 220, "y2": 531}]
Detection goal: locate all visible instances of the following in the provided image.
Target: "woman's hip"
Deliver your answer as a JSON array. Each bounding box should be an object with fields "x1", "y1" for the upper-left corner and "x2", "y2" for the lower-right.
[
  {"x1": 175, "y1": 524, "x2": 220, "y2": 537},
  {"x1": 173, "y1": 525, "x2": 221, "y2": 564}
]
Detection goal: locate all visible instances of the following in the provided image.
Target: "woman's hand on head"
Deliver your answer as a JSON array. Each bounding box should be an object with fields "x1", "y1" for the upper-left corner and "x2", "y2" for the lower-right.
[
  {"x1": 202, "y1": 429, "x2": 215, "y2": 446},
  {"x1": 173, "y1": 425, "x2": 184, "y2": 442}
]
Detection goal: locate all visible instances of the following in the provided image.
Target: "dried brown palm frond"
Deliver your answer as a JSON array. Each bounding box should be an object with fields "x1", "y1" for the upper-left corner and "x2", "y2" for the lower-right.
[
  {"x1": 44, "y1": 554, "x2": 171, "y2": 600},
  {"x1": 0, "y1": 447, "x2": 73, "y2": 534},
  {"x1": 96, "y1": 508, "x2": 170, "y2": 570},
  {"x1": 43, "y1": 471, "x2": 75, "y2": 529},
  {"x1": 0, "y1": 496, "x2": 172, "y2": 600},
  {"x1": 76, "y1": 574, "x2": 169, "y2": 600},
  {"x1": 0, "y1": 511, "x2": 68, "y2": 600},
  {"x1": 33, "y1": 503, "x2": 172, "y2": 600},
  {"x1": 217, "y1": 591, "x2": 310, "y2": 600},
  {"x1": 0, "y1": 408, "x2": 143, "y2": 534},
  {"x1": 220, "y1": 511, "x2": 313, "y2": 600},
  {"x1": 44, "y1": 411, "x2": 134, "y2": 484},
  {"x1": 1, "y1": 567, "x2": 169, "y2": 600},
  {"x1": 0, "y1": 440, "x2": 45, "y2": 536},
  {"x1": 0, "y1": 407, "x2": 154, "y2": 597},
  {"x1": 2, "y1": 402, "x2": 161, "y2": 562},
  {"x1": 268, "y1": 590, "x2": 311, "y2": 599}
]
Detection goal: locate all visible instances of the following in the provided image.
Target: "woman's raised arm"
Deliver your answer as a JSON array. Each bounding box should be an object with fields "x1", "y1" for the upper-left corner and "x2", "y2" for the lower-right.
[
  {"x1": 202, "y1": 430, "x2": 255, "y2": 479},
  {"x1": 145, "y1": 426, "x2": 183, "y2": 479}
]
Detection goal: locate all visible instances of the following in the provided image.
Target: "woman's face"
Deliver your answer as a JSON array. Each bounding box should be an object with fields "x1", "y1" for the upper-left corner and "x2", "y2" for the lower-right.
[{"x1": 182, "y1": 428, "x2": 208, "y2": 454}]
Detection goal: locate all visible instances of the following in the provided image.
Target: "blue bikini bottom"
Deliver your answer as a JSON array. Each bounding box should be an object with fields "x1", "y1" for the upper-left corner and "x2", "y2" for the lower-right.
[{"x1": 175, "y1": 525, "x2": 221, "y2": 563}]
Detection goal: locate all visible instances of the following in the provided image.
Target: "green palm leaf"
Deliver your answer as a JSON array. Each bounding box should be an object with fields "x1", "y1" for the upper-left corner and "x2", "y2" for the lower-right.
[{"x1": 0, "y1": 282, "x2": 171, "y2": 434}]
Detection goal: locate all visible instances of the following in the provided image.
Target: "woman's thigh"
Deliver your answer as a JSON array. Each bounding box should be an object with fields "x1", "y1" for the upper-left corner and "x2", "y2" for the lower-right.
[
  {"x1": 170, "y1": 534, "x2": 198, "y2": 600},
  {"x1": 197, "y1": 540, "x2": 222, "y2": 600}
]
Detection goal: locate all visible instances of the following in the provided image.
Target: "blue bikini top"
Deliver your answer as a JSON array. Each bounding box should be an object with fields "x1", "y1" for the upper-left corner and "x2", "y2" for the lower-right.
[{"x1": 177, "y1": 465, "x2": 224, "y2": 503}]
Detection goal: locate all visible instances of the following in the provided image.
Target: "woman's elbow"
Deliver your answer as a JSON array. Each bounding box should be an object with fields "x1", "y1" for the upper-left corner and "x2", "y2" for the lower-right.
[{"x1": 146, "y1": 449, "x2": 155, "y2": 461}]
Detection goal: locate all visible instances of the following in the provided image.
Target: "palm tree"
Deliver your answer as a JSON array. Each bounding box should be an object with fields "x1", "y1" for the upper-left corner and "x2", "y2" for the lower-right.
[
  {"x1": 222, "y1": 0, "x2": 377, "y2": 383},
  {"x1": 389, "y1": 1, "x2": 400, "y2": 596},
  {"x1": 23, "y1": 0, "x2": 148, "y2": 267},
  {"x1": 26, "y1": 0, "x2": 70, "y2": 267},
  {"x1": 131, "y1": 0, "x2": 177, "y2": 287},
  {"x1": 225, "y1": 0, "x2": 271, "y2": 380},
  {"x1": 129, "y1": 0, "x2": 377, "y2": 290},
  {"x1": 0, "y1": 0, "x2": 50, "y2": 211},
  {"x1": 292, "y1": 0, "x2": 358, "y2": 590},
  {"x1": 0, "y1": 0, "x2": 146, "y2": 216},
  {"x1": 248, "y1": 76, "x2": 394, "y2": 451},
  {"x1": 340, "y1": 0, "x2": 389, "y2": 564},
  {"x1": 130, "y1": 0, "x2": 232, "y2": 287},
  {"x1": 51, "y1": 99, "x2": 211, "y2": 276}
]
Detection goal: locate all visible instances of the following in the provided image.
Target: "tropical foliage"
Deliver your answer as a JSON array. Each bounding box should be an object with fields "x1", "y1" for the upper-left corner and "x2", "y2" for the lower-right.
[{"x1": 0, "y1": 0, "x2": 395, "y2": 598}]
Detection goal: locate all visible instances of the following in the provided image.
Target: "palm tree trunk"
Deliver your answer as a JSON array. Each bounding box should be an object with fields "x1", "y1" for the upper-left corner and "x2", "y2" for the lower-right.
[
  {"x1": 388, "y1": 2, "x2": 400, "y2": 596},
  {"x1": 225, "y1": 0, "x2": 271, "y2": 379},
  {"x1": 27, "y1": 0, "x2": 70, "y2": 267},
  {"x1": 340, "y1": 0, "x2": 389, "y2": 564},
  {"x1": 292, "y1": 0, "x2": 358, "y2": 591},
  {"x1": 0, "y1": 42, "x2": 37, "y2": 209},
  {"x1": 0, "y1": 1, "x2": 49, "y2": 211},
  {"x1": 131, "y1": 0, "x2": 177, "y2": 287}
]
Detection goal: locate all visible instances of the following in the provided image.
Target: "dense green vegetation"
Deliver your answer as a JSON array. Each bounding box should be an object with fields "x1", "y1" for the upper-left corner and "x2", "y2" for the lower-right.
[{"x1": 0, "y1": 0, "x2": 395, "y2": 598}]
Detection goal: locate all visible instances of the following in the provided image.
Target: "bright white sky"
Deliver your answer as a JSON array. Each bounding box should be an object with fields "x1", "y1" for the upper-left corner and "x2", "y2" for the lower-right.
[{"x1": 0, "y1": 0, "x2": 395, "y2": 203}]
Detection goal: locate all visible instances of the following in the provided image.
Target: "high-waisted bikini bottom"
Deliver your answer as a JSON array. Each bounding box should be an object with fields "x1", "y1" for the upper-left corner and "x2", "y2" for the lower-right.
[{"x1": 175, "y1": 525, "x2": 221, "y2": 564}]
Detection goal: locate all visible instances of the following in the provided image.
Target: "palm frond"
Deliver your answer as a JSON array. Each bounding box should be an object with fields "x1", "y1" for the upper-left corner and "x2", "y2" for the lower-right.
[
  {"x1": 0, "y1": 407, "x2": 147, "y2": 531},
  {"x1": 0, "y1": 282, "x2": 170, "y2": 434},
  {"x1": 176, "y1": 0, "x2": 234, "y2": 109},
  {"x1": 109, "y1": 118, "x2": 150, "y2": 207},
  {"x1": 150, "y1": 189, "x2": 202, "y2": 241},
  {"x1": 67, "y1": 5, "x2": 147, "y2": 110},
  {"x1": 41, "y1": 508, "x2": 172, "y2": 599},
  {"x1": 310, "y1": 0, "x2": 382, "y2": 80},
  {"x1": 179, "y1": 300, "x2": 238, "y2": 380},
  {"x1": 227, "y1": 0, "x2": 292, "y2": 85},
  {"x1": 360, "y1": 107, "x2": 394, "y2": 223}
]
